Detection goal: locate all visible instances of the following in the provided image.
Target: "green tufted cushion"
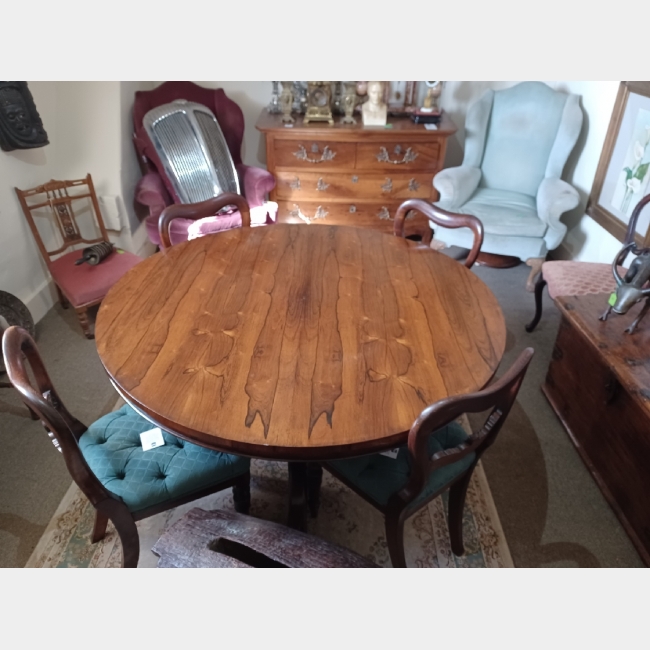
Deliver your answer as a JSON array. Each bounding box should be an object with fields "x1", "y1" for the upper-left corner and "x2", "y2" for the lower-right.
[
  {"x1": 329, "y1": 422, "x2": 475, "y2": 507},
  {"x1": 79, "y1": 405, "x2": 249, "y2": 513}
]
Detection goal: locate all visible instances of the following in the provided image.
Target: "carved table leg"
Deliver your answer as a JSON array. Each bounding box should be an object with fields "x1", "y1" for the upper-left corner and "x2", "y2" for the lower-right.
[
  {"x1": 287, "y1": 462, "x2": 308, "y2": 531},
  {"x1": 306, "y1": 463, "x2": 323, "y2": 518},
  {"x1": 525, "y1": 257, "x2": 545, "y2": 292}
]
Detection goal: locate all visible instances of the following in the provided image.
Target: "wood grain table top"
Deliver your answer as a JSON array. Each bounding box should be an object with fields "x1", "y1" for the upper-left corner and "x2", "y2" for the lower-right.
[{"x1": 95, "y1": 225, "x2": 506, "y2": 460}]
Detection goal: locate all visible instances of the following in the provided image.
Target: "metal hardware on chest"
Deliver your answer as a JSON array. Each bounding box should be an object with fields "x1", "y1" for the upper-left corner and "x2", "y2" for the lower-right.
[
  {"x1": 351, "y1": 176, "x2": 358, "y2": 183},
  {"x1": 294, "y1": 144, "x2": 336, "y2": 163},
  {"x1": 290, "y1": 204, "x2": 328, "y2": 224},
  {"x1": 378, "y1": 206, "x2": 391, "y2": 220},
  {"x1": 394, "y1": 145, "x2": 402, "y2": 155},
  {"x1": 349, "y1": 205, "x2": 356, "y2": 213},
  {"x1": 376, "y1": 146, "x2": 418, "y2": 165},
  {"x1": 289, "y1": 177, "x2": 301, "y2": 190},
  {"x1": 311, "y1": 143, "x2": 319, "y2": 153},
  {"x1": 408, "y1": 178, "x2": 420, "y2": 192},
  {"x1": 316, "y1": 178, "x2": 330, "y2": 192},
  {"x1": 381, "y1": 178, "x2": 393, "y2": 193}
]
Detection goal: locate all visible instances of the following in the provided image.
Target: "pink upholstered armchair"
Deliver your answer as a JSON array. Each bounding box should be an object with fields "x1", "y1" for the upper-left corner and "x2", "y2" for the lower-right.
[{"x1": 132, "y1": 82, "x2": 276, "y2": 247}]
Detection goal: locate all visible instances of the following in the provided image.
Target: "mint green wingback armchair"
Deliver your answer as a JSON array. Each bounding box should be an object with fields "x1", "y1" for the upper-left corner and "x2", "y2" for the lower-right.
[{"x1": 432, "y1": 82, "x2": 583, "y2": 289}]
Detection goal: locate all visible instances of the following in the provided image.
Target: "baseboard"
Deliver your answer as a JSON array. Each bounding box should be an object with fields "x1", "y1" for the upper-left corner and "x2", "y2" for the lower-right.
[{"x1": 24, "y1": 278, "x2": 57, "y2": 324}]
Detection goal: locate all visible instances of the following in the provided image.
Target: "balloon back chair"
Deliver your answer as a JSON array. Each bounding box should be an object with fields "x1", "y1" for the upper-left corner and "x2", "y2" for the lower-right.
[
  {"x1": 2, "y1": 326, "x2": 251, "y2": 568},
  {"x1": 323, "y1": 347, "x2": 534, "y2": 568},
  {"x1": 14, "y1": 174, "x2": 143, "y2": 339},
  {"x1": 133, "y1": 81, "x2": 276, "y2": 248}
]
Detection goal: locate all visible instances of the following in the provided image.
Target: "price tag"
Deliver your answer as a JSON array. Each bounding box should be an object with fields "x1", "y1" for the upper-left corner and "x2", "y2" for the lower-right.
[
  {"x1": 608, "y1": 292, "x2": 617, "y2": 306},
  {"x1": 140, "y1": 427, "x2": 165, "y2": 451},
  {"x1": 379, "y1": 448, "x2": 400, "y2": 459},
  {"x1": 424, "y1": 123, "x2": 438, "y2": 131}
]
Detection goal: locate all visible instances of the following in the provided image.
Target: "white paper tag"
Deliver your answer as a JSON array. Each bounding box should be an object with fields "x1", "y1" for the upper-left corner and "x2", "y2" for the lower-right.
[
  {"x1": 140, "y1": 427, "x2": 165, "y2": 451},
  {"x1": 379, "y1": 448, "x2": 400, "y2": 459},
  {"x1": 424, "y1": 123, "x2": 438, "y2": 130}
]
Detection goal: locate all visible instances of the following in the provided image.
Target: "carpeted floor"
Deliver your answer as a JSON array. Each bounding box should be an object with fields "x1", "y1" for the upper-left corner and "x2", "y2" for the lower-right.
[{"x1": 0, "y1": 262, "x2": 644, "y2": 567}]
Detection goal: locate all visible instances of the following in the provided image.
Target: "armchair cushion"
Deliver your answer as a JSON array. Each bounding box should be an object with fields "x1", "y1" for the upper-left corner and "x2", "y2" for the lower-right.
[
  {"x1": 329, "y1": 422, "x2": 474, "y2": 507},
  {"x1": 79, "y1": 405, "x2": 250, "y2": 513},
  {"x1": 50, "y1": 249, "x2": 142, "y2": 307}
]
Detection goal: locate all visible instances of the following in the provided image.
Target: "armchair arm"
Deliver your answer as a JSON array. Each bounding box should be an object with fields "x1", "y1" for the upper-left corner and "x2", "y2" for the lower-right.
[
  {"x1": 537, "y1": 177, "x2": 580, "y2": 252},
  {"x1": 433, "y1": 166, "x2": 482, "y2": 210},
  {"x1": 135, "y1": 171, "x2": 172, "y2": 216},
  {"x1": 237, "y1": 164, "x2": 275, "y2": 209}
]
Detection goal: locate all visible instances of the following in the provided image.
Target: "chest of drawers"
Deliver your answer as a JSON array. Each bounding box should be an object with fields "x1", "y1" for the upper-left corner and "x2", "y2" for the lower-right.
[{"x1": 256, "y1": 111, "x2": 457, "y2": 237}]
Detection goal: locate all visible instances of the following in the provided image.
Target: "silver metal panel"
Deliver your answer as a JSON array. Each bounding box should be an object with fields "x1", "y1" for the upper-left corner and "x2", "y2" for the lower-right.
[{"x1": 143, "y1": 100, "x2": 240, "y2": 204}]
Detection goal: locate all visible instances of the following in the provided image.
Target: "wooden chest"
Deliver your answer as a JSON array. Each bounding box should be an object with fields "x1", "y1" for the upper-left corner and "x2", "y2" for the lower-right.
[
  {"x1": 256, "y1": 111, "x2": 457, "y2": 237},
  {"x1": 542, "y1": 294, "x2": 650, "y2": 565}
]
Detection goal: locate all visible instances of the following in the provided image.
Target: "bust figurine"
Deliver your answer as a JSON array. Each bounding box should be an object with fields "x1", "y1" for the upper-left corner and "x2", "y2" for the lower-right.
[
  {"x1": 362, "y1": 81, "x2": 387, "y2": 126},
  {"x1": 0, "y1": 82, "x2": 49, "y2": 151}
]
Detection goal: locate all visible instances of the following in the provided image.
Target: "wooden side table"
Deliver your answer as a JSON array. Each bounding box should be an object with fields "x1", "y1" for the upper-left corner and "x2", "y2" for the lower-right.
[
  {"x1": 256, "y1": 111, "x2": 457, "y2": 239},
  {"x1": 542, "y1": 293, "x2": 650, "y2": 565}
]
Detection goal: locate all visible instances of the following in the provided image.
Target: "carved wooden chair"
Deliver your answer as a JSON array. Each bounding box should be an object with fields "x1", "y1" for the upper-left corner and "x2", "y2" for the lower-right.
[
  {"x1": 14, "y1": 174, "x2": 143, "y2": 339},
  {"x1": 323, "y1": 347, "x2": 533, "y2": 568},
  {"x1": 2, "y1": 325, "x2": 252, "y2": 568},
  {"x1": 394, "y1": 199, "x2": 484, "y2": 269},
  {"x1": 159, "y1": 193, "x2": 251, "y2": 251}
]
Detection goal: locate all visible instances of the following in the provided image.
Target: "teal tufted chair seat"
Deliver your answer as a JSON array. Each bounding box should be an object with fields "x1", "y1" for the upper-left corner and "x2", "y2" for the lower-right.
[
  {"x1": 79, "y1": 404, "x2": 250, "y2": 512},
  {"x1": 329, "y1": 422, "x2": 475, "y2": 507}
]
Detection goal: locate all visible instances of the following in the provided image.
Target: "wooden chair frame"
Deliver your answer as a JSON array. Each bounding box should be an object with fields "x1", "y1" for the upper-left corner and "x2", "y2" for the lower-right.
[
  {"x1": 15, "y1": 174, "x2": 111, "y2": 338},
  {"x1": 159, "y1": 193, "x2": 251, "y2": 251},
  {"x1": 2, "y1": 326, "x2": 251, "y2": 568},
  {"x1": 323, "y1": 347, "x2": 534, "y2": 568},
  {"x1": 394, "y1": 199, "x2": 484, "y2": 269}
]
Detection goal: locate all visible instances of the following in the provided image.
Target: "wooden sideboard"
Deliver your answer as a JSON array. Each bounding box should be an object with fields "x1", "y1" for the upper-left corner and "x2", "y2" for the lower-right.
[
  {"x1": 256, "y1": 111, "x2": 457, "y2": 237},
  {"x1": 542, "y1": 293, "x2": 650, "y2": 565}
]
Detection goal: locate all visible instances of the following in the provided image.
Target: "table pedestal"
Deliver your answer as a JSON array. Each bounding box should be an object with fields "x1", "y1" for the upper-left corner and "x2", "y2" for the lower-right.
[{"x1": 287, "y1": 462, "x2": 323, "y2": 530}]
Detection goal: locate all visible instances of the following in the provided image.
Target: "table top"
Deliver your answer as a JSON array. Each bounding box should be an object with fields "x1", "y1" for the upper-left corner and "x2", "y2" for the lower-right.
[{"x1": 96, "y1": 225, "x2": 506, "y2": 460}]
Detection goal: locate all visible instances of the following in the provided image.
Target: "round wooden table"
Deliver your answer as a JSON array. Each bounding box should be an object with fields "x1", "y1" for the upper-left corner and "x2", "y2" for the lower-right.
[{"x1": 96, "y1": 225, "x2": 506, "y2": 524}]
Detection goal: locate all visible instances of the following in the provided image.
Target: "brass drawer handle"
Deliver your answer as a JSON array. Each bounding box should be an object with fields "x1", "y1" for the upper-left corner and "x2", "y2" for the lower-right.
[
  {"x1": 289, "y1": 204, "x2": 328, "y2": 224},
  {"x1": 316, "y1": 177, "x2": 330, "y2": 192},
  {"x1": 381, "y1": 178, "x2": 393, "y2": 193},
  {"x1": 376, "y1": 146, "x2": 418, "y2": 165},
  {"x1": 408, "y1": 178, "x2": 420, "y2": 192},
  {"x1": 349, "y1": 205, "x2": 357, "y2": 213},
  {"x1": 377, "y1": 206, "x2": 391, "y2": 220},
  {"x1": 289, "y1": 176, "x2": 301, "y2": 190},
  {"x1": 294, "y1": 144, "x2": 336, "y2": 163}
]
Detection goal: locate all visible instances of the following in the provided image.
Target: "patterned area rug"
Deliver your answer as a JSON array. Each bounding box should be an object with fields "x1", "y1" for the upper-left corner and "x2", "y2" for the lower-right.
[{"x1": 26, "y1": 418, "x2": 513, "y2": 568}]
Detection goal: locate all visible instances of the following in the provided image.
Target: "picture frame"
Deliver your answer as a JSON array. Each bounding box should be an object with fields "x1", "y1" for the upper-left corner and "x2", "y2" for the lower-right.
[{"x1": 586, "y1": 81, "x2": 650, "y2": 248}]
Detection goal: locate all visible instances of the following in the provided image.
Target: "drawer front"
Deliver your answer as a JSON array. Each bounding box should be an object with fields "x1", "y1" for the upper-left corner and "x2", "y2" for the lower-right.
[
  {"x1": 274, "y1": 171, "x2": 434, "y2": 201},
  {"x1": 276, "y1": 200, "x2": 431, "y2": 237},
  {"x1": 273, "y1": 138, "x2": 356, "y2": 170},
  {"x1": 356, "y1": 141, "x2": 441, "y2": 172}
]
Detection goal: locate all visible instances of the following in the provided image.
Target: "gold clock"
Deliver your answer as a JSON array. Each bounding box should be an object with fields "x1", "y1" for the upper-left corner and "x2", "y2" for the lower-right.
[{"x1": 303, "y1": 81, "x2": 334, "y2": 125}]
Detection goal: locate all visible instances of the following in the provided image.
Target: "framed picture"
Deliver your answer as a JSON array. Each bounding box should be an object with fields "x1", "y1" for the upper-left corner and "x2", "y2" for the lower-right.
[{"x1": 587, "y1": 81, "x2": 650, "y2": 247}]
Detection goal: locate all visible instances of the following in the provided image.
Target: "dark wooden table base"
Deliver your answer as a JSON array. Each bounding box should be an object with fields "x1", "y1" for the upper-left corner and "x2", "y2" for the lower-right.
[{"x1": 287, "y1": 462, "x2": 323, "y2": 531}]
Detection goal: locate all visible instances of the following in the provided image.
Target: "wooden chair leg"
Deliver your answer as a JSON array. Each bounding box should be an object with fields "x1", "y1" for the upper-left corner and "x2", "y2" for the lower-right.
[
  {"x1": 75, "y1": 308, "x2": 94, "y2": 339},
  {"x1": 232, "y1": 472, "x2": 251, "y2": 515},
  {"x1": 448, "y1": 472, "x2": 473, "y2": 556},
  {"x1": 110, "y1": 512, "x2": 140, "y2": 568},
  {"x1": 385, "y1": 512, "x2": 407, "y2": 568},
  {"x1": 56, "y1": 285, "x2": 69, "y2": 309},
  {"x1": 91, "y1": 510, "x2": 109, "y2": 544},
  {"x1": 525, "y1": 275, "x2": 547, "y2": 333}
]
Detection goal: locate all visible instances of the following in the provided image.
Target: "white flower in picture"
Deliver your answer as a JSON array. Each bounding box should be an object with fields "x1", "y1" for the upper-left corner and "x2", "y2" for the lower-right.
[{"x1": 611, "y1": 108, "x2": 650, "y2": 216}]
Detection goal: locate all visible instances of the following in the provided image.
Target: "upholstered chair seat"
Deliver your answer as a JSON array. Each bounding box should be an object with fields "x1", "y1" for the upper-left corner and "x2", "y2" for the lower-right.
[
  {"x1": 80, "y1": 404, "x2": 250, "y2": 512},
  {"x1": 329, "y1": 422, "x2": 474, "y2": 507},
  {"x1": 49, "y1": 249, "x2": 142, "y2": 307}
]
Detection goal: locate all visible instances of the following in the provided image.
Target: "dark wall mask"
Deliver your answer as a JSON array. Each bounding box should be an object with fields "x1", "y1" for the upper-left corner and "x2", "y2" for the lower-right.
[{"x1": 0, "y1": 81, "x2": 49, "y2": 151}]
